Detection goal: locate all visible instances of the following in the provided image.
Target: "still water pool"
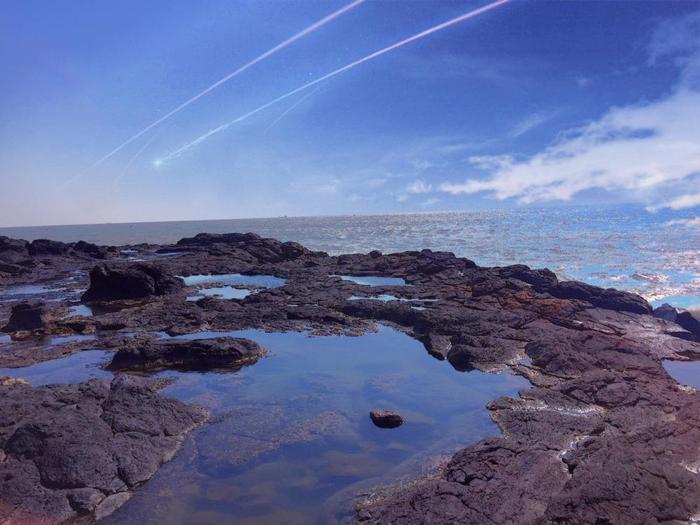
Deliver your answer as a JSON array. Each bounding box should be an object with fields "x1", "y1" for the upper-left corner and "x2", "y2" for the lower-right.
[{"x1": 103, "y1": 326, "x2": 527, "y2": 524}]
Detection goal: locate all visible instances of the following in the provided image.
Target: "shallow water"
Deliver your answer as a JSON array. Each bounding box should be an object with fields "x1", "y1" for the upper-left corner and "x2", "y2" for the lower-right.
[
  {"x1": 182, "y1": 273, "x2": 286, "y2": 289},
  {"x1": 0, "y1": 350, "x2": 112, "y2": 386},
  {"x1": 105, "y1": 326, "x2": 527, "y2": 524},
  {"x1": 335, "y1": 275, "x2": 407, "y2": 287},
  {"x1": 186, "y1": 286, "x2": 251, "y2": 301},
  {"x1": 663, "y1": 360, "x2": 700, "y2": 390},
  {"x1": 183, "y1": 273, "x2": 287, "y2": 302},
  {"x1": 62, "y1": 304, "x2": 94, "y2": 318}
]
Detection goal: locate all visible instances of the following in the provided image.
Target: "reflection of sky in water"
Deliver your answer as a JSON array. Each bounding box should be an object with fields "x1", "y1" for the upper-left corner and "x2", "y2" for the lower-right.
[
  {"x1": 62, "y1": 304, "x2": 94, "y2": 318},
  {"x1": 663, "y1": 360, "x2": 700, "y2": 391},
  {"x1": 0, "y1": 350, "x2": 112, "y2": 386},
  {"x1": 182, "y1": 273, "x2": 286, "y2": 288},
  {"x1": 48, "y1": 334, "x2": 98, "y2": 346},
  {"x1": 334, "y1": 275, "x2": 406, "y2": 287},
  {"x1": 106, "y1": 326, "x2": 527, "y2": 524},
  {"x1": 186, "y1": 286, "x2": 251, "y2": 301},
  {"x1": 183, "y1": 273, "x2": 286, "y2": 302}
]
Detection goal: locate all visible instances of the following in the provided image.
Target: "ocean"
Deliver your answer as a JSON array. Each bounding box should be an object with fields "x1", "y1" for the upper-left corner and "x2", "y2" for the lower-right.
[{"x1": 1, "y1": 205, "x2": 698, "y2": 309}]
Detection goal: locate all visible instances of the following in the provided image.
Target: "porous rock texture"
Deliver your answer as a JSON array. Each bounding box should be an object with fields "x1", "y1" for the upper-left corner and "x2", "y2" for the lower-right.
[
  {"x1": 0, "y1": 375, "x2": 206, "y2": 523},
  {"x1": 1, "y1": 232, "x2": 700, "y2": 524},
  {"x1": 81, "y1": 263, "x2": 183, "y2": 302},
  {"x1": 106, "y1": 337, "x2": 265, "y2": 372}
]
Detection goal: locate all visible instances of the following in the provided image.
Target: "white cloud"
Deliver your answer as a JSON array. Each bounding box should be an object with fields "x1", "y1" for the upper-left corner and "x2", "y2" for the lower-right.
[
  {"x1": 664, "y1": 217, "x2": 700, "y2": 228},
  {"x1": 406, "y1": 179, "x2": 432, "y2": 194},
  {"x1": 439, "y1": 10, "x2": 700, "y2": 209},
  {"x1": 420, "y1": 197, "x2": 440, "y2": 208},
  {"x1": 654, "y1": 193, "x2": 700, "y2": 211},
  {"x1": 440, "y1": 89, "x2": 700, "y2": 203}
]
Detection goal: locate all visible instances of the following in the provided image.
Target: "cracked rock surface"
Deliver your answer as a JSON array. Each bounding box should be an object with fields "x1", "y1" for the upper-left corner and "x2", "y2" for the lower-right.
[{"x1": 0, "y1": 375, "x2": 206, "y2": 523}]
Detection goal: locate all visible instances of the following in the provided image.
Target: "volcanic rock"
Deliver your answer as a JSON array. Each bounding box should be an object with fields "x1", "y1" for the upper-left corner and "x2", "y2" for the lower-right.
[
  {"x1": 27, "y1": 239, "x2": 70, "y2": 256},
  {"x1": 549, "y1": 280, "x2": 651, "y2": 314},
  {"x1": 1, "y1": 301, "x2": 48, "y2": 333},
  {"x1": 107, "y1": 337, "x2": 265, "y2": 372},
  {"x1": 82, "y1": 263, "x2": 183, "y2": 302},
  {"x1": 0, "y1": 375, "x2": 206, "y2": 523},
  {"x1": 653, "y1": 302, "x2": 678, "y2": 322},
  {"x1": 369, "y1": 410, "x2": 403, "y2": 428},
  {"x1": 677, "y1": 310, "x2": 700, "y2": 339},
  {"x1": 73, "y1": 240, "x2": 108, "y2": 259}
]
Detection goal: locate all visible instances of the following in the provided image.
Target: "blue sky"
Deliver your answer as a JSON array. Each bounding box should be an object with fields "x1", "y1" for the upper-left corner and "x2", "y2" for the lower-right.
[{"x1": 1, "y1": 0, "x2": 699, "y2": 226}]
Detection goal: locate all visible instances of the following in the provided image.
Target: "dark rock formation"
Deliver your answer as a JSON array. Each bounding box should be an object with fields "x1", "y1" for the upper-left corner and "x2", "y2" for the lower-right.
[
  {"x1": 677, "y1": 310, "x2": 700, "y2": 340},
  {"x1": 73, "y1": 240, "x2": 108, "y2": 259},
  {"x1": 653, "y1": 302, "x2": 678, "y2": 322},
  {"x1": 27, "y1": 239, "x2": 70, "y2": 257},
  {"x1": 0, "y1": 375, "x2": 206, "y2": 523},
  {"x1": 549, "y1": 280, "x2": 651, "y2": 314},
  {"x1": 82, "y1": 263, "x2": 183, "y2": 302},
  {"x1": 369, "y1": 410, "x2": 403, "y2": 429},
  {"x1": 1, "y1": 301, "x2": 48, "y2": 333},
  {"x1": 107, "y1": 337, "x2": 265, "y2": 372}
]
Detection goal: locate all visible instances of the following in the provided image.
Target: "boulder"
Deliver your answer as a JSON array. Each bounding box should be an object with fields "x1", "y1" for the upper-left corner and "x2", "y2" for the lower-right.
[
  {"x1": 82, "y1": 264, "x2": 183, "y2": 302},
  {"x1": 73, "y1": 240, "x2": 108, "y2": 259},
  {"x1": 176, "y1": 232, "x2": 262, "y2": 246},
  {"x1": 653, "y1": 303, "x2": 678, "y2": 322},
  {"x1": 27, "y1": 239, "x2": 70, "y2": 256},
  {"x1": 106, "y1": 337, "x2": 265, "y2": 372},
  {"x1": 1, "y1": 301, "x2": 48, "y2": 332},
  {"x1": 369, "y1": 410, "x2": 403, "y2": 429},
  {"x1": 0, "y1": 236, "x2": 29, "y2": 263},
  {"x1": 676, "y1": 311, "x2": 700, "y2": 340}
]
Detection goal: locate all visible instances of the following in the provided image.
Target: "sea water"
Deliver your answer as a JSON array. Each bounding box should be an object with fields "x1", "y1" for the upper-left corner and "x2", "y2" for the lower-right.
[{"x1": 2, "y1": 205, "x2": 698, "y2": 309}]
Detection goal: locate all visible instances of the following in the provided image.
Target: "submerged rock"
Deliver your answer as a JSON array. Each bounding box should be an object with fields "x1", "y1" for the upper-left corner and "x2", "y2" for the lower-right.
[
  {"x1": 369, "y1": 410, "x2": 404, "y2": 429},
  {"x1": 82, "y1": 263, "x2": 183, "y2": 302},
  {"x1": 107, "y1": 337, "x2": 265, "y2": 372},
  {"x1": 1, "y1": 301, "x2": 48, "y2": 333}
]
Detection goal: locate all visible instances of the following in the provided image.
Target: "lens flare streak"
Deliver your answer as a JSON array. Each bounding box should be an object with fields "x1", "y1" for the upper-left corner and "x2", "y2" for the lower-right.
[
  {"x1": 80, "y1": 0, "x2": 366, "y2": 174},
  {"x1": 158, "y1": 0, "x2": 513, "y2": 163}
]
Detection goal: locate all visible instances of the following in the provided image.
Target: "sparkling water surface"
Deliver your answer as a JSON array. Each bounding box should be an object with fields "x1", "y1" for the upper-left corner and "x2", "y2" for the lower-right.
[{"x1": 2, "y1": 205, "x2": 698, "y2": 308}]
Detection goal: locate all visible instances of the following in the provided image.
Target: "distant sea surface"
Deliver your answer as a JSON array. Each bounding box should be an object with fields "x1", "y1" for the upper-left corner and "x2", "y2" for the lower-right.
[{"x1": 2, "y1": 205, "x2": 698, "y2": 309}]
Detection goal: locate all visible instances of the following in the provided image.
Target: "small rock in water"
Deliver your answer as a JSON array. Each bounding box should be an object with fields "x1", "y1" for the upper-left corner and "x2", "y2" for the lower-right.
[{"x1": 369, "y1": 410, "x2": 403, "y2": 428}]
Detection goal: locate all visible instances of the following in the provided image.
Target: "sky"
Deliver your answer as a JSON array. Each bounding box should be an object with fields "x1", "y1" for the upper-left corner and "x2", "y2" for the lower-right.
[{"x1": 1, "y1": 0, "x2": 699, "y2": 226}]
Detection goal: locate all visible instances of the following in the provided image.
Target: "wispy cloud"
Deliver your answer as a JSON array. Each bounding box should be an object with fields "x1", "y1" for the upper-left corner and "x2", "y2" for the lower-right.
[
  {"x1": 664, "y1": 217, "x2": 700, "y2": 228},
  {"x1": 509, "y1": 111, "x2": 557, "y2": 138},
  {"x1": 406, "y1": 179, "x2": 432, "y2": 194}
]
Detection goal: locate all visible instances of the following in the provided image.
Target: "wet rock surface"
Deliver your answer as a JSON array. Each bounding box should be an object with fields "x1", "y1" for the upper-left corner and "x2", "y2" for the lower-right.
[
  {"x1": 0, "y1": 231, "x2": 699, "y2": 524},
  {"x1": 82, "y1": 263, "x2": 184, "y2": 302},
  {"x1": 0, "y1": 375, "x2": 206, "y2": 523},
  {"x1": 107, "y1": 337, "x2": 265, "y2": 372}
]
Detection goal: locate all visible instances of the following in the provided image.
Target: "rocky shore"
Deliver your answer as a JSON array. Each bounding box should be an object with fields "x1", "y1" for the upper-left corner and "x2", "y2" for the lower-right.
[{"x1": 1, "y1": 232, "x2": 700, "y2": 523}]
